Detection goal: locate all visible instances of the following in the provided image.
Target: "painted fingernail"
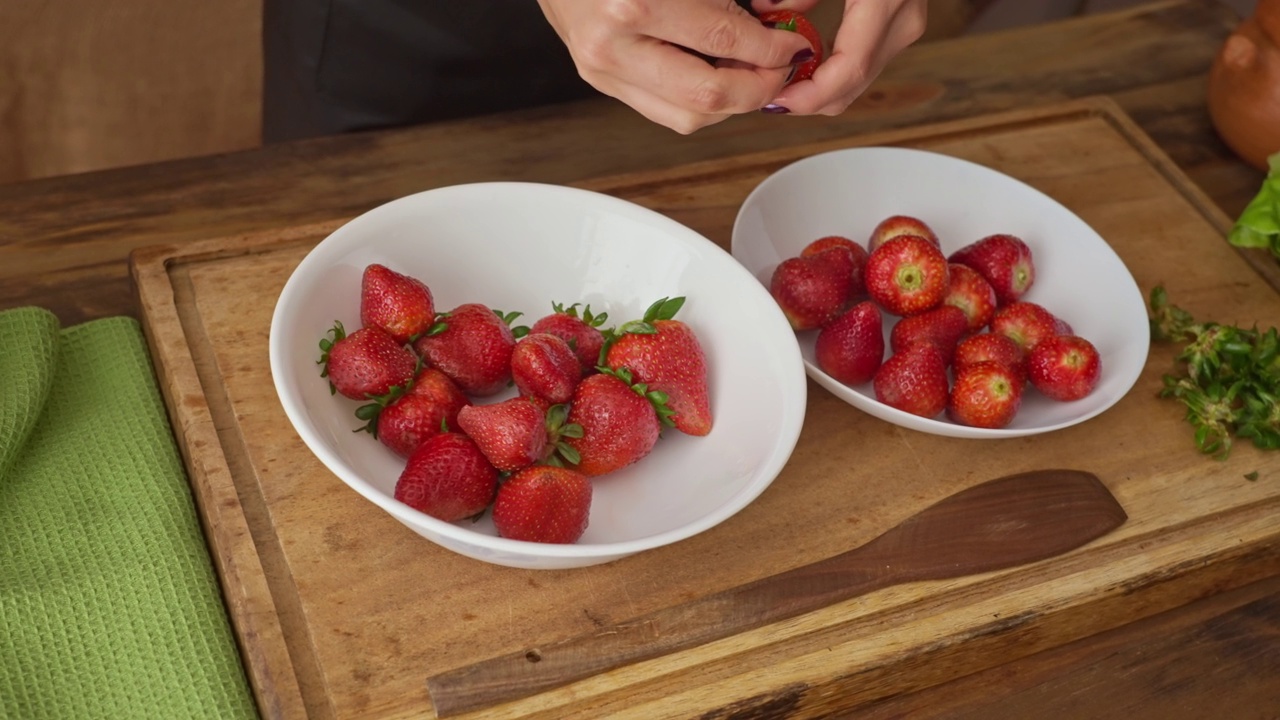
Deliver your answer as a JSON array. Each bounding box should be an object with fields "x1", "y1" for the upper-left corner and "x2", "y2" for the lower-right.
[
  {"x1": 790, "y1": 49, "x2": 814, "y2": 65},
  {"x1": 761, "y1": 104, "x2": 791, "y2": 114}
]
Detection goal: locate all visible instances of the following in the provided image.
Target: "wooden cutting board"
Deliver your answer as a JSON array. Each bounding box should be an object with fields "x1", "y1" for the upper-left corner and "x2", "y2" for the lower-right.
[{"x1": 130, "y1": 97, "x2": 1280, "y2": 720}]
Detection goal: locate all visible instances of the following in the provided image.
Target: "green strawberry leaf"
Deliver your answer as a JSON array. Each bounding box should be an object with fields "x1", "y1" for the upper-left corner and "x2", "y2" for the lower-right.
[
  {"x1": 494, "y1": 308, "x2": 530, "y2": 338},
  {"x1": 318, "y1": 320, "x2": 349, "y2": 393}
]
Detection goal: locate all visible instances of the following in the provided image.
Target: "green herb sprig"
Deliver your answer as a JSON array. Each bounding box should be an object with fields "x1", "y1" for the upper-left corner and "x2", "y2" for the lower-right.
[
  {"x1": 1149, "y1": 285, "x2": 1280, "y2": 459},
  {"x1": 1228, "y1": 152, "x2": 1280, "y2": 258}
]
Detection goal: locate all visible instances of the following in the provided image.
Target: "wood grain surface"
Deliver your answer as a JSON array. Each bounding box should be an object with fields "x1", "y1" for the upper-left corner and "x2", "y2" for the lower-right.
[{"x1": 130, "y1": 98, "x2": 1280, "y2": 719}]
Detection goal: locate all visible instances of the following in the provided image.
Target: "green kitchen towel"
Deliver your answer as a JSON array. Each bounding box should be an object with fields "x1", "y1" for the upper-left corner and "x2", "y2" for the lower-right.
[{"x1": 0, "y1": 309, "x2": 258, "y2": 720}]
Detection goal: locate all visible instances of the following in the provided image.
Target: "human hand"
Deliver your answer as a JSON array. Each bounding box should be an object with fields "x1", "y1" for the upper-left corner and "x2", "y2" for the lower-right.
[
  {"x1": 752, "y1": 0, "x2": 928, "y2": 115},
  {"x1": 535, "y1": 0, "x2": 815, "y2": 133}
]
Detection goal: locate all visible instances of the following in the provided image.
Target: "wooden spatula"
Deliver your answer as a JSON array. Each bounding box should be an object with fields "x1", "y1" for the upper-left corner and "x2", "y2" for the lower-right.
[{"x1": 427, "y1": 468, "x2": 1127, "y2": 717}]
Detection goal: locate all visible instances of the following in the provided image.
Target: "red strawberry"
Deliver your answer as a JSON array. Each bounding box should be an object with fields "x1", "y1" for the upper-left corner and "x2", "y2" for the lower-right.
[
  {"x1": 456, "y1": 396, "x2": 554, "y2": 472},
  {"x1": 603, "y1": 297, "x2": 712, "y2": 436},
  {"x1": 528, "y1": 302, "x2": 609, "y2": 374},
  {"x1": 1027, "y1": 335, "x2": 1102, "y2": 401},
  {"x1": 942, "y1": 263, "x2": 998, "y2": 332},
  {"x1": 864, "y1": 234, "x2": 951, "y2": 317},
  {"x1": 867, "y1": 215, "x2": 941, "y2": 253},
  {"x1": 815, "y1": 300, "x2": 884, "y2": 385},
  {"x1": 990, "y1": 301, "x2": 1066, "y2": 355},
  {"x1": 492, "y1": 465, "x2": 593, "y2": 544},
  {"x1": 769, "y1": 252, "x2": 854, "y2": 330},
  {"x1": 889, "y1": 304, "x2": 969, "y2": 365},
  {"x1": 318, "y1": 321, "x2": 417, "y2": 400},
  {"x1": 953, "y1": 332, "x2": 1026, "y2": 378},
  {"x1": 370, "y1": 368, "x2": 471, "y2": 457},
  {"x1": 359, "y1": 263, "x2": 436, "y2": 345},
  {"x1": 413, "y1": 303, "x2": 527, "y2": 397},
  {"x1": 947, "y1": 361, "x2": 1026, "y2": 429},
  {"x1": 948, "y1": 234, "x2": 1035, "y2": 306},
  {"x1": 873, "y1": 342, "x2": 949, "y2": 418},
  {"x1": 758, "y1": 10, "x2": 823, "y2": 83},
  {"x1": 393, "y1": 432, "x2": 498, "y2": 522},
  {"x1": 510, "y1": 333, "x2": 582, "y2": 405},
  {"x1": 801, "y1": 236, "x2": 869, "y2": 298},
  {"x1": 564, "y1": 370, "x2": 671, "y2": 477}
]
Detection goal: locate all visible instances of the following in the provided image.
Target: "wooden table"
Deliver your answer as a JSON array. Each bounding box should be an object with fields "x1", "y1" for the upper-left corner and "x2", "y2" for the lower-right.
[{"x1": 3, "y1": 0, "x2": 1277, "y2": 716}]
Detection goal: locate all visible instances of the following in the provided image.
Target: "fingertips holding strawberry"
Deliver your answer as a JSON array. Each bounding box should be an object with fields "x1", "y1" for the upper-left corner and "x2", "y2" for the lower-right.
[{"x1": 758, "y1": 10, "x2": 824, "y2": 84}]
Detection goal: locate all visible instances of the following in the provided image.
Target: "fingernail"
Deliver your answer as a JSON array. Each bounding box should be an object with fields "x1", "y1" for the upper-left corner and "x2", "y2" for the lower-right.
[
  {"x1": 761, "y1": 104, "x2": 790, "y2": 114},
  {"x1": 790, "y1": 49, "x2": 814, "y2": 65}
]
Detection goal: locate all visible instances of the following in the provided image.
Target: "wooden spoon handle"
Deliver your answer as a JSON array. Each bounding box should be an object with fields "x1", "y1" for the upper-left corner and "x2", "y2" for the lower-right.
[{"x1": 426, "y1": 469, "x2": 1126, "y2": 717}]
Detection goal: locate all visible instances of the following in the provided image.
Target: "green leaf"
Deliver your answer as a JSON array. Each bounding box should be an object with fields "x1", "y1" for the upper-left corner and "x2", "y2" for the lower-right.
[{"x1": 1227, "y1": 151, "x2": 1280, "y2": 258}]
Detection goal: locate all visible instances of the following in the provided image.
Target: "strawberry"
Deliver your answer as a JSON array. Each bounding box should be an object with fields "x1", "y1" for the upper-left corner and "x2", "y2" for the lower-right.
[
  {"x1": 413, "y1": 303, "x2": 528, "y2": 397},
  {"x1": 801, "y1": 236, "x2": 869, "y2": 299},
  {"x1": 942, "y1": 263, "x2": 998, "y2": 332},
  {"x1": 953, "y1": 331, "x2": 1026, "y2": 378},
  {"x1": 456, "y1": 396, "x2": 554, "y2": 472},
  {"x1": 528, "y1": 302, "x2": 609, "y2": 375},
  {"x1": 393, "y1": 432, "x2": 498, "y2": 522},
  {"x1": 1027, "y1": 334, "x2": 1102, "y2": 401},
  {"x1": 769, "y1": 252, "x2": 855, "y2": 330},
  {"x1": 318, "y1": 321, "x2": 417, "y2": 400},
  {"x1": 359, "y1": 263, "x2": 436, "y2": 345},
  {"x1": 873, "y1": 342, "x2": 949, "y2": 418},
  {"x1": 564, "y1": 369, "x2": 672, "y2": 477},
  {"x1": 369, "y1": 368, "x2": 471, "y2": 457},
  {"x1": 759, "y1": 10, "x2": 823, "y2": 83},
  {"x1": 815, "y1": 300, "x2": 884, "y2": 385},
  {"x1": 864, "y1": 234, "x2": 951, "y2": 317},
  {"x1": 990, "y1": 301, "x2": 1066, "y2": 355},
  {"x1": 889, "y1": 304, "x2": 969, "y2": 365},
  {"x1": 867, "y1": 215, "x2": 941, "y2": 253},
  {"x1": 492, "y1": 465, "x2": 593, "y2": 544},
  {"x1": 510, "y1": 332, "x2": 582, "y2": 405},
  {"x1": 947, "y1": 361, "x2": 1026, "y2": 429},
  {"x1": 948, "y1": 233, "x2": 1035, "y2": 306},
  {"x1": 603, "y1": 297, "x2": 712, "y2": 437}
]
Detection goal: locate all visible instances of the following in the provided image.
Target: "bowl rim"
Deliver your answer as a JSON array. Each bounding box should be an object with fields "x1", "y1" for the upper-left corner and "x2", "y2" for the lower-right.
[{"x1": 269, "y1": 180, "x2": 808, "y2": 560}]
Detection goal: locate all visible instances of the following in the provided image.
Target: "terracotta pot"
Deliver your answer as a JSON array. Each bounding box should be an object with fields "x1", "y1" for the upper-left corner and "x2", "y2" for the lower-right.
[{"x1": 1207, "y1": 0, "x2": 1280, "y2": 171}]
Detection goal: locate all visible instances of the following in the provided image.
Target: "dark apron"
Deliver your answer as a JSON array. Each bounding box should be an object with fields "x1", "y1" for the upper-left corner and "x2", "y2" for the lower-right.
[{"x1": 262, "y1": 0, "x2": 596, "y2": 141}]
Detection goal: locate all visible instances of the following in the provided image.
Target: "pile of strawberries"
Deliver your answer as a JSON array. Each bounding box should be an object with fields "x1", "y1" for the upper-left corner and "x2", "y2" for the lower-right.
[
  {"x1": 769, "y1": 215, "x2": 1102, "y2": 429},
  {"x1": 317, "y1": 264, "x2": 712, "y2": 545}
]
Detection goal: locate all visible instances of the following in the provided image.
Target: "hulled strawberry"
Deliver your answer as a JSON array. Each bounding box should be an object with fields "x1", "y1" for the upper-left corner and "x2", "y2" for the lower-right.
[
  {"x1": 511, "y1": 332, "x2": 582, "y2": 405},
  {"x1": 864, "y1": 234, "x2": 950, "y2": 317},
  {"x1": 564, "y1": 369, "x2": 672, "y2": 477},
  {"x1": 370, "y1": 368, "x2": 471, "y2": 457},
  {"x1": 990, "y1": 301, "x2": 1066, "y2": 355},
  {"x1": 456, "y1": 396, "x2": 556, "y2": 472},
  {"x1": 947, "y1": 360, "x2": 1026, "y2": 429},
  {"x1": 889, "y1": 304, "x2": 969, "y2": 365},
  {"x1": 873, "y1": 342, "x2": 949, "y2": 418},
  {"x1": 492, "y1": 465, "x2": 593, "y2": 544},
  {"x1": 413, "y1": 303, "x2": 527, "y2": 397},
  {"x1": 1027, "y1": 334, "x2": 1102, "y2": 401},
  {"x1": 318, "y1": 321, "x2": 417, "y2": 400},
  {"x1": 603, "y1": 297, "x2": 712, "y2": 436},
  {"x1": 948, "y1": 233, "x2": 1035, "y2": 306},
  {"x1": 359, "y1": 263, "x2": 435, "y2": 345},
  {"x1": 770, "y1": 252, "x2": 855, "y2": 330},
  {"x1": 801, "y1": 236, "x2": 869, "y2": 299},
  {"x1": 953, "y1": 331, "x2": 1026, "y2": 378},
  {"x1": 942, "y1": 263, "x2": 998, "y2": 332},
  {"x1": 758, "y1": 10, "x2": 823, "y2": 84},
  {"x1": 393, "y1": 432, "x2": 498, "y2": 522},
  {"x1": 867, "y1": 215, "x2": 941, "y2": 253},
  {"x1": 815, "y1": 300, "x2": 884, "y2": 385},
  {"x1": 528, "y1": 302, "x2": 609, "y2": 375}
]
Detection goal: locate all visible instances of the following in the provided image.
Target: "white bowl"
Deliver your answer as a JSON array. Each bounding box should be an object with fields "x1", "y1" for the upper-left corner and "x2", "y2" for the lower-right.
[
  {"x1": 270, "y1": 182, "x2": 807, "y2": 569},
  {"x1": 731, "y1": 147, "x2": 1148, "y2": 439}
]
